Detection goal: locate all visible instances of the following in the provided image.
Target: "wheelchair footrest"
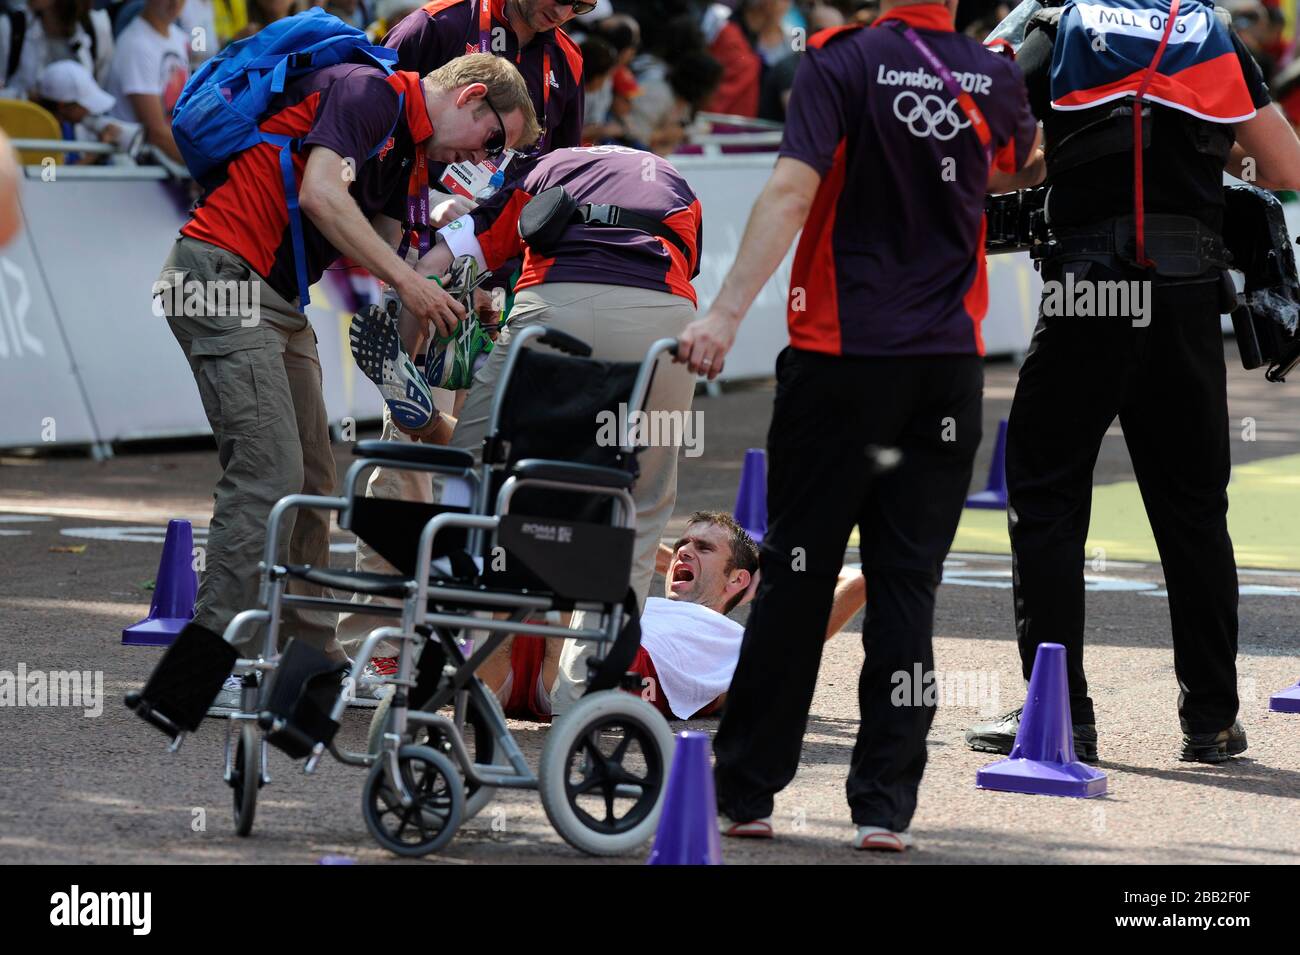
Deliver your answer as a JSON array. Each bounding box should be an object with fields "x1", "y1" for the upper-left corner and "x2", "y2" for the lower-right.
[
  {"x1": 259, "y1": 639, "x2": 345, "y2": 759},
  {"x1": 124, "y1": 622, "x2": 237, "y2": 737}
]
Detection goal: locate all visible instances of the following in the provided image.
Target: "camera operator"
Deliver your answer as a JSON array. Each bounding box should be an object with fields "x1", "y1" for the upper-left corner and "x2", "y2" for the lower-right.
[{"x1": 966, "y1": 0, "x2": 1300, "y2": 765}]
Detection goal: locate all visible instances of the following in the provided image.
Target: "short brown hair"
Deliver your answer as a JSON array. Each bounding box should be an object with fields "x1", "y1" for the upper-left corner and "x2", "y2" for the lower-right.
[
  {"x1": 684, "y1": 511, "x2": 759, "y2": 614},
  {"x1": 426, "y1": 53, "x2": 541, "y2": 151}
]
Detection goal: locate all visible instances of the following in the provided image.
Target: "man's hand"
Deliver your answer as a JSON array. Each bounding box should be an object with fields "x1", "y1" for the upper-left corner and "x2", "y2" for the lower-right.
[
  {"x1": 675, "y1": 157, "x2": 819, "y2": 380},
  {"x1": 677, "y1": 308, "x2": 741, "y2": 380},
  {"x1": 394, "y1": 272, "x2": 466, "y2": 339},
  {"x1": 473, "y1": 287, "x2": 501, "y2": 333},
  {"x1": 432, "y1": 194, "x2": 475, "y2": 227},
  {"x1": 392, "y1": 409, "x2": 456, "y2": 444}
]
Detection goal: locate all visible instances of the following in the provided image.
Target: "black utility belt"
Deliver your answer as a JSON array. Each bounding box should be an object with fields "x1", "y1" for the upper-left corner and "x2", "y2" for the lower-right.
[
  {"x1": 1032, "y1": 214, "x2": 1228, "y2": 278},
  {"x1": 518, "y1": 185, "x2": 690, "y2": 261}
]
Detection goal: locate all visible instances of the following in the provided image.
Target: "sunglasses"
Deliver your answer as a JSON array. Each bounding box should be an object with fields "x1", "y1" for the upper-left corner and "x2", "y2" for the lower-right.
[
  {"x1": 483, "y1": 97, "x2": 507, "y2": 156},
  {"x1": 564, "y1": 0, "x2": 598, "y2": 14}
]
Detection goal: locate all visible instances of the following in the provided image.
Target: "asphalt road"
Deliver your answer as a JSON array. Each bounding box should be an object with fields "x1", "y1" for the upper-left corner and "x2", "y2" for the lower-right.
[{"x1": 1, "y1": 347, "x2": 1298, "y2": 865}]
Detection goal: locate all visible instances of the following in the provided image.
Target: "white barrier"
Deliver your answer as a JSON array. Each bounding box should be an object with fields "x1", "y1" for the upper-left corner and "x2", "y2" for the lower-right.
[
  {"x1": 1, "y1": 154, "x2": 1045, "y2": 449},
  {"x1": 2, "y1": 170, "x2": 387, "y2": 450}
]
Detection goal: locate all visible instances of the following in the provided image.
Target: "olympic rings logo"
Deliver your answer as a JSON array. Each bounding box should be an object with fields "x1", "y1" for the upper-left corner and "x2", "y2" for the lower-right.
[{"x1": 891, "y1": 91, "x2": 970, "y2": 141}]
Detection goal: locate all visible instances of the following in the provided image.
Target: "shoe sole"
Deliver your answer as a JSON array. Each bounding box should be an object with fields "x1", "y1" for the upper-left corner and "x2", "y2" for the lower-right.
[
  {"x1": 721, "y1": 823, "x2": 773, "y2": 839},
  {"x1": 349, "y1": 307, "x2": 435, "y2": 431},
  {"x1": 1180, "y1": 740, "x2": 1247, "y2": 764},
  {"x1": 853, "y1": 838, "x2": 911, "y2": 852}
]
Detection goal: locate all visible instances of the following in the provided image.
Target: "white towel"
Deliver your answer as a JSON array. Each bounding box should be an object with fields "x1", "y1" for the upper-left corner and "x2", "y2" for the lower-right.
[{"x1": 639, "y1": 597, "x2": 744, "y2": 719}]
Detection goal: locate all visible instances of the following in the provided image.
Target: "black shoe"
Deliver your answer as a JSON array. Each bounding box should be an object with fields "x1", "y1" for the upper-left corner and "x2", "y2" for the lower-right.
[
  {"x1": 1180, "y1": 720, "x2": 1247, "y2": 764},
  {"x1": 965, "y1": 706, "x2": 1099, "y2": 764}
]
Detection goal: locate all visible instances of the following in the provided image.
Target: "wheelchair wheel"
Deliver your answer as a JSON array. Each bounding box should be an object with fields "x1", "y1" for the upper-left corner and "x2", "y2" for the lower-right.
[
  {"x1": 231, "y1": 724, "x2": 260, "y2": 837},
  {"x1": 539, "y1": 690, "x2": 675, "y2": 856},
  {"x1": 376, "y1": 690, "x2": 501, "y2": 821},
  {"x1": 362, "y1": 745, "x2": 464, "y2": 857}
]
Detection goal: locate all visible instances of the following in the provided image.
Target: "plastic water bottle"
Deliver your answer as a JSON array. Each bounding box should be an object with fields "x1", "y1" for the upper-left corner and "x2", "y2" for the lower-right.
[{"x1": 475, "y1": 169, "x2": 505, "y2": 202}]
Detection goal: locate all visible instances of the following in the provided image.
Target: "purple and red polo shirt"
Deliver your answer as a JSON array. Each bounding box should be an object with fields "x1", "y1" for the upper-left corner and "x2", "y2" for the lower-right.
[
  {"x1": 438, "y1": 146, "x2": 702, "y2": 304},
  {"x1": 780, "y1": 3, "x2": 1038, "y2": 356},
  {"x1": 182, "y1": 64, "x2": 431, "y2": 303}
]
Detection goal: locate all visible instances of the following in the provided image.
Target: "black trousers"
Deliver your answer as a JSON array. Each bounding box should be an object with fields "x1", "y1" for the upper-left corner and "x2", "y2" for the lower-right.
[
  {"x1": 1006, "y1": 270, "x2": 1239, "y2": 733},
  {"x1": 714, "y1": 347, "x2": 983, "y2": 831}
]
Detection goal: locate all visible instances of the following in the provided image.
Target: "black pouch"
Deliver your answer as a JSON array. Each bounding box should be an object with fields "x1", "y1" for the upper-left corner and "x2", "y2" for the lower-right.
[{"x1": 518, "y1": 185, "x2": 578, "y2": 255}]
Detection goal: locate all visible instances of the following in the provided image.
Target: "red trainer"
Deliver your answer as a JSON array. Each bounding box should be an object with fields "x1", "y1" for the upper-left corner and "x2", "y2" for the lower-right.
[{"x1": 719, "y1": 815, "x2": 773, "y2": 839}]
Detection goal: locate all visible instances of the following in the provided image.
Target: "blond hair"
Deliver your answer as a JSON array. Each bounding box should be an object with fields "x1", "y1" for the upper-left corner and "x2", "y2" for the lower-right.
[{"x1": 426, "y1": 53, "x2": 542, "y2": 150}]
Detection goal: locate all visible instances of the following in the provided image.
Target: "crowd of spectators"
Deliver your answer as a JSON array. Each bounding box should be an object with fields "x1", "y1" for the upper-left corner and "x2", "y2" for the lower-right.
[{"x1": 0, "y1": 0, "x2": 1297, "y2": 163}]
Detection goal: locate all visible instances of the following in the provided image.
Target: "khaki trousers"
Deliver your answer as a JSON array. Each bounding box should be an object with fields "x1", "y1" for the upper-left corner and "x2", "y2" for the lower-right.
[{"x1": 159, "y1": 237, "x2": 342, "y2": 659}]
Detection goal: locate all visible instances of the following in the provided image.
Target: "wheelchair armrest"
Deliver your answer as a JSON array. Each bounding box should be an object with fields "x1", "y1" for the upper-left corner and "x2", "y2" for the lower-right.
[
  {"x1": 354, "y1": 440, "x2": 475, "y2": 470},
  {"x1": 512, "y1": 458, "x2": 635, "y2": 490}
]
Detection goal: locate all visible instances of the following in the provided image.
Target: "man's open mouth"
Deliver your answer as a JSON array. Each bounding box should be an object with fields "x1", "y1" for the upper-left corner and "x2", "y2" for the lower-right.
[{"x1": 670, "y1": 564, "x2": 694, "y2": 589}]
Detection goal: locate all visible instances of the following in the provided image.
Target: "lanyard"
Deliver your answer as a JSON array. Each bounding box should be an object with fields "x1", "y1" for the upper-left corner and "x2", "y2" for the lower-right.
[
  {"x1": 1131, "y1": 0, "x2": 1181, "y2": 269},
  {"x1": 533, "y1": 48, "x2": 550, "y2": 153},
  {"x1": 476, "y1": 0, "x2": 550, "y2": 155},
  {"x1": 891, "y1": 22, "x2": 993, "y2": 159},
  {"x1": 398, "y1": 150, "x2": 431, "y2": 261}
]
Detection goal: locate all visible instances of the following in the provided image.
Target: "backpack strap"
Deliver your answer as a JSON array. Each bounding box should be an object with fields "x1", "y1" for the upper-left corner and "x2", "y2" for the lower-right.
[
  {"x1": 259, "y1": 56, "x2": 407, "y2": 309},
  {"x1": 577, "y1": 203, "x2": 693, "y2": 262},
  {"x1": 259, "y1": 131, "x2": 314, "y2": 308}
]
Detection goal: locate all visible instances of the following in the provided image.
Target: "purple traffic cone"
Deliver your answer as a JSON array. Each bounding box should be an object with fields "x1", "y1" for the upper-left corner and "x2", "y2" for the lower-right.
[
  {"x1": 646, "y1": 731, "x2": 723, "y2": 865},
  {"x1": 1269, "y1": 680, "x2": 1300, "y2": 713},
  {"x1": 966, "y1": 419, "x2": 1009, "y2": 509},
  {"x1": 123, "y1": 520, "x2": 199, "y2": 647},
  {"x1": 733, "y1": 448, "x2": 767, "y2": 543},
  {"x1": 976, "y1": 643, "x2": 1107, "y2": 798}
]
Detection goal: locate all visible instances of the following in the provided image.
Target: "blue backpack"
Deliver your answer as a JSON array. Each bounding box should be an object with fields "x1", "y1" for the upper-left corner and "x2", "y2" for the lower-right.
[{"x1": 172, "y1": 8, "x2": 403, "y2": 306}]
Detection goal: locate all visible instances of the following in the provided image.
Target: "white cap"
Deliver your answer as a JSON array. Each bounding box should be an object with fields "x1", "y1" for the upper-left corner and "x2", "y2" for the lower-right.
[{"x1": 35, "y1": 60, "x2": 115, "y2": 116}]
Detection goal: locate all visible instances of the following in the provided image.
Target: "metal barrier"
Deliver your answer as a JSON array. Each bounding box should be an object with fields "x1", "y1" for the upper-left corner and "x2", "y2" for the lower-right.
[{"x1": 0, "y1": 136, "x2": 1044, "y2": 450}]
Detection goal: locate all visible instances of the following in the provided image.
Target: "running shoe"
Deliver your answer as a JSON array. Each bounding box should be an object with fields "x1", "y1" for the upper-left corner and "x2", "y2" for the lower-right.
[
  {"x1": 206, "y1": 674, "x2": 243, "y2": 717},
  {"x1": 965, "y1": 705, "x2": 1099, "y2": 764},
  {"x1": 852, "y1": 826, "x2": 914, "y2": 852},
  {"x1": 1180, "y1": 720, "x2": 1248, "y2": 763},
  {"x1": 349, "y1": 296, "x2": 436, "y2": 432},
  {"x1": 348, "y1": 655, "x2": 399, "y2": 709},
  {"x1": 423, "y1": 256, "x2": 495, "y2": 391}
]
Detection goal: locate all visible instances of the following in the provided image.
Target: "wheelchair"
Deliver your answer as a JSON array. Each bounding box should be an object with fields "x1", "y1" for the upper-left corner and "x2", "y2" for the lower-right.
[{"x1": 127, "y1": 322, "x2": 680, "y2": 858}]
